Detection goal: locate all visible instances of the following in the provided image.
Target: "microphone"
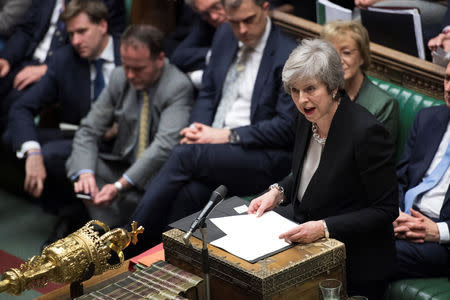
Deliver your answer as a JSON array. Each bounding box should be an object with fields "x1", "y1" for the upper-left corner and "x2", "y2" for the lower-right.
[{"x1": 183, "y1": 185, "x2": 227, "y2": 245}]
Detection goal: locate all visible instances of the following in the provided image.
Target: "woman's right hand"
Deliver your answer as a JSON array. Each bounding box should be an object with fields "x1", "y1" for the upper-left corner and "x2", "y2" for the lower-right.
[{"x1": 248, "y1": 189, "x2": 283, "y2": 217}]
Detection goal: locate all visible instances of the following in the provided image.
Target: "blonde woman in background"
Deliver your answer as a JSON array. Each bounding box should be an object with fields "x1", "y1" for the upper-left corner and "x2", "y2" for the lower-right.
[{"x1": 321, "y1": 20, "x2": 399, "y2": 141}]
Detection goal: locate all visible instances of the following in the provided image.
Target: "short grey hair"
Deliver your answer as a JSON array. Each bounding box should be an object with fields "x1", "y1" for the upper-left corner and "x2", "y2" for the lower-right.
[
  {"x1": 282, "y1": 39, "x2": 345, "y2": 94},
  {"x1": 221, "y1": 0, "x2": 265, "y2": 9}
]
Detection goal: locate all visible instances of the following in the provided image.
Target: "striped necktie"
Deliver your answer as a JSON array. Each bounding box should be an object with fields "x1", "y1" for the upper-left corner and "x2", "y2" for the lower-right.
[
  {"x1": 403, "y1": 141, "x2": 450, "y2": 214},
  {"x1": 136, "y1": 91, "x2": 150, "y2": 159}
]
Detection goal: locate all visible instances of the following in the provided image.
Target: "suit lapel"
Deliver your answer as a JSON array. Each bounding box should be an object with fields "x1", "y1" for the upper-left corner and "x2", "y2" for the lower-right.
[
  {"x1": 437, "y1": 108, "x2": 450, "y2": 208},
  {"x1": 112, "y1": 36, "x2": 121, "y2": 66},
  {"x1": 215, "y1": 37, "x2": 239, "y2": 108},
  {"x1": 297, "y1": 96, "x2": 349, "y2": 210},
  {"x1": 75, "y1": 53, "x2": 91, "y2": 117},
  {"x1": 292, "y1": 116, "x2": 312, "y2": 205},
  {"x1": 250, "y1": 26, "x2": 277, "y2": 121},
  {"x1": 39, "y1": 0, "x2": 58, "y2": 41},
  {"x1": 420, "y1": 107, "x2": 450, "y2": 180}
]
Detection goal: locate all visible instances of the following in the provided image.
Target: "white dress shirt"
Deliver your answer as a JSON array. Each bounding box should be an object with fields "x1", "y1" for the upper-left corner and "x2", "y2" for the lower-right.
[
  {"x1": 18, "y1": 35, "x2": 116, "y2": 158},
  {"x1": 223, "y1": 18, "x2": 272, "y2": 129},
  {"x1": 297, "y1": 137, "x2": 324, "y2": 202},
  {"x1": 32, "y1": 0, "x2": 63, "y2": 63},
  {"x1": 89, "y1": 35, "x2": 116, "y2": 98},
  {"x1": 415, "y1": 120, "x2": 450, "y2": 243}
]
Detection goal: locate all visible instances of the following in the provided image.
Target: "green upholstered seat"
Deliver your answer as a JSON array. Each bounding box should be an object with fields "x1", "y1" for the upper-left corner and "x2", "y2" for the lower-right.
[
  {"x1": 384, "y1": 278, "x2": 450, "y2": 300},
  {"x1": 368, "y1": 76, "x2": 444, "y2": 161},
  {"x1": 367, "y1": 77, "x2": 448, "y2": 300}
]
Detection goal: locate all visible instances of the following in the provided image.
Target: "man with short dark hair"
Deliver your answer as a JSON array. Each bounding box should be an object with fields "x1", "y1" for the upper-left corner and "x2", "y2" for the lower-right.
[
  {"x1": 130, "y1": 0, "x2": 297, "y2": 250},
  {"x1": 3, "y1": 2, "x2": 122, "y2": 246},
  {"x1": 393, "y1": 61, "x2": 450, "y2": 279},
  {"x1": 171, "y1": 0, "x2": 227, "y2": 88},
  {"x1": 66, "y1": 24, "x2": 194, "y2": 228},
  {"x1": 0, "y1": 0, "x2": 125, "y2": 131}
]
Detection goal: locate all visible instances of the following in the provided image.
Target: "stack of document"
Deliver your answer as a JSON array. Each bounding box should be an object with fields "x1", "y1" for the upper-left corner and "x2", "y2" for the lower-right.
[
  {"x1": 209, "y1": 211, "x2": 298, "y2": 263},
  {"x1": 361, "y1": 7, "x2": 425, "y2": 59},
  {"x1": 316, "y1": 0, "x2": 352, "y2": 25}
]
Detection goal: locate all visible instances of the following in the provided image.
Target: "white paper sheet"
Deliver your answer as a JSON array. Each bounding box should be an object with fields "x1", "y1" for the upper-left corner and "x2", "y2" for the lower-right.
[
  {"x1": 317, "y1": 0, "x2": 352, "y2": 25},
  {"x1": 233, "y1": 204, "x2": 248, "y2": 214},
  {"x1": 209, "y1": 211, "x2": 298, "y2": 262}
]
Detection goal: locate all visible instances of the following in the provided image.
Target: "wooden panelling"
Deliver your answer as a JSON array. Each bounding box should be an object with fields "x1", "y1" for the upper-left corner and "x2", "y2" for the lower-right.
[{"x1": 270, "y1": 11, "x2": 446, "y2": 100}]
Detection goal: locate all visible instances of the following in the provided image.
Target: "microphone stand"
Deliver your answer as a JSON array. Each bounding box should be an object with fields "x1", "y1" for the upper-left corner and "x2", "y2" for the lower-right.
[{"x1": 200, "y1": 223, "x2": 211, "y2": 300}]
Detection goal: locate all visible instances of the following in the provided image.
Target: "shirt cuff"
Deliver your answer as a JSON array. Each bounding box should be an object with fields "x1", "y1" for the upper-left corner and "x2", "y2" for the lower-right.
[
  {"x1": 123, "y1": 174, "x2": 134, "y2": 186},
  {"x1": 17, "y1": 141, "x2": 41, "y2": 159},
  {"x1": 436, "y1": 222, "x2": 450, "y2": 244},
  {"x1": 188, "y1": 70, "x2": 203, "y2": 89},
  {"x1": 70, "y1": 169, "x2": 94, "y2": 182},
  {"x1": 443, "y1": 26, "x2": 450, "y2": 34}
]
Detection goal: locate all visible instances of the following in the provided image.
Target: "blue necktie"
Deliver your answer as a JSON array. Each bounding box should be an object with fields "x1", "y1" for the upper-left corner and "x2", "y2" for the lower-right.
[
  {"x1": 93, "y1": 59, "x2": 105, "y2": 101},
  {"x1": 46, "y1": 0, "x2": 67, "y2": 61},
  {"x1": 403, "y1": 141, "x2": 450, "y2": 214}
]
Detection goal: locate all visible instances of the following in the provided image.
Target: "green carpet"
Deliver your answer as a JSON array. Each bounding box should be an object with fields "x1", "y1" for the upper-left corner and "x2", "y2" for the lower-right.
[{"x1": 0, "y1": 188, "x2": 58, "y2": 299}]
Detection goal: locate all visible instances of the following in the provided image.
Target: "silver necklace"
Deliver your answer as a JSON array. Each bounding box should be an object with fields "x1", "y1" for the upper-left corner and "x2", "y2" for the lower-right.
[{"x1": 312, "y1": 123, "x2": 326, "y2": 145}]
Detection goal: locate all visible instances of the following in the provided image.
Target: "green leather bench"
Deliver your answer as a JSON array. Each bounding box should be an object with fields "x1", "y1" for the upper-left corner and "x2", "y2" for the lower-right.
[
  {"x1": 368, "y1": 76, "x2": 443, "y2": 161},
  {"x1": 385, "y1": 278, "x2": 450, "y2": 300},
  {"x1": 369, "y1": 76, "x2": 450, "y2": 300}
]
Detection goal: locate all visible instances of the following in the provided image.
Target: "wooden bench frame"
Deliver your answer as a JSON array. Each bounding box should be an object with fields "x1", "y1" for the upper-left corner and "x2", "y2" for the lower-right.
[{"x1": 270, "y1": 11, "x2": 446, "y2": 101}]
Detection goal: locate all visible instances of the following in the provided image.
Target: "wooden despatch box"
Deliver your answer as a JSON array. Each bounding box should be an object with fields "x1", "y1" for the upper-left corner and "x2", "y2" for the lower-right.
[{"x1": 163, "y1": 228, "x2": 346, "y2": 300}]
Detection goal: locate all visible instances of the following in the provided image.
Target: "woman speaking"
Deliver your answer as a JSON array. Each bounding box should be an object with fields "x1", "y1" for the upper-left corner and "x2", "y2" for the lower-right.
[{"x1": 248, "y1": 39, "x2": 398, "y2": 299}]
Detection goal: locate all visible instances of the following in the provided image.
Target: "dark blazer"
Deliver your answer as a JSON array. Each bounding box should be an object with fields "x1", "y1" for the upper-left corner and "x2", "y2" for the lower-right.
[
  {"x1": 170, "y1": 18, "x2": 216, "y2": 73},
  {"x1": 397, "y1": 105, "x2": 450, "y2": 236},
  {"x1": 189, "y1": 22, "x2": 297, "y2": 150},
  {"x1": 280, "y1": 95, "x2": 399, "y2": 283},
  {"x1": 442, "y1": 0, "x2": 450, "y2": 31},
  {"x1": 8, "y1": 36, "x2": 121, "y2": 151},
  {"x1": 0, "y1": 0, "x2": 125, "y2": 67}
]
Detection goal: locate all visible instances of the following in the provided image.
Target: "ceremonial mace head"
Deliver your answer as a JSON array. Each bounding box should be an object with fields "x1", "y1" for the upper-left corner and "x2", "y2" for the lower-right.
[{"x1": 0, "y1": 220, "x2": 144, "y2": 296}]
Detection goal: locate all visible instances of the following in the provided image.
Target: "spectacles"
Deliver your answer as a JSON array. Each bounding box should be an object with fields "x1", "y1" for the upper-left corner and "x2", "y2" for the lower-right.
[
  {"x1": 338, "y1": 49, "x2": 358, "y2": 59},
  {"x1": 198, "y1": 1, "x2": 223, "y2": 20}
]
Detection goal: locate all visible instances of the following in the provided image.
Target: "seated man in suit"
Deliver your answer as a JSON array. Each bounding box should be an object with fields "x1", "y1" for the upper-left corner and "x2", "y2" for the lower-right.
[
  {"x1": 0, "y1": 0, "x2": 32, "y2": 50},
  {"x1": 129, "y1": 0, "x2": 297, "y2": 250},
  {"x1": 171, "y1": 0, "x2": 227, "y2": 88},
  {"x1": 393, "y1": 61, "x2": 450, "y2": 279},
  {"x1": 66, "y1": 24, "x2": 194, "y2": 228},
  {"x1": 5, "y1": 0, "x2": 121, "y2": 223},
  {"x1": 0, "y1": 0, "x2": 125, "y2": 131}
]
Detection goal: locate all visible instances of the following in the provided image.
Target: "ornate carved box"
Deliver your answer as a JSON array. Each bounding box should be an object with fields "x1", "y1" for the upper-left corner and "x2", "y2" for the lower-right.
[{"x1": 163, "y1": 228, "x2": 346, "y2": 300}]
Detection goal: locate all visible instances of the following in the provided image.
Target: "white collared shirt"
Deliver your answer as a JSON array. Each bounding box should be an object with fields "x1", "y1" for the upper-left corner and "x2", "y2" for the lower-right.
[
  {"x1": 89, "y1": 35, "x2": 115, "y2": 100},
  {"x1": 415, "y1": 120, "x2": 450, "y2": 243},
  {"x1": 223, "y1": 17, "x2": 272, "y2": 129},
  {"x1": 297, "y1": 136, "x2": 324, "y2": 202},
  {"x1": 17, "y1": 35, "x2": 115, "y2": 158},
  {"x1": 32, "y1": 0, "x2": 63, "y2": 63}
]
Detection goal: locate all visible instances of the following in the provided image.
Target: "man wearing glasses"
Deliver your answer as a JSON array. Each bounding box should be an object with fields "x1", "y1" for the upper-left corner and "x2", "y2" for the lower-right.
[{"x1": 171, "y1": 0, "x2": 227, "y2": 88}]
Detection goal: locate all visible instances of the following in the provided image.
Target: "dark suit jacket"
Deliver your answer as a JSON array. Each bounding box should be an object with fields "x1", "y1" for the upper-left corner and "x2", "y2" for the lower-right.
[
  {"x1": 397, "y1": 105, "x2": 450, "y2": 236},
  {"x1": 8, "y1": 36, "x2": 121, "y2": 151},
  {"x1": 0, "y1": 0, "x2": 125, "y2": 67},
  {"x1": 442, "y1": 0, "x2": 450, "y2": 31},
  {"x1": 279, "y1": 95, "x2": 399, "y2": 283},
  {"x1": 189, "y1": 22, "x2": 297, "y2": 150},
  {"x1": 170, "y1": 18, "x2": 216, "y2": 73}
]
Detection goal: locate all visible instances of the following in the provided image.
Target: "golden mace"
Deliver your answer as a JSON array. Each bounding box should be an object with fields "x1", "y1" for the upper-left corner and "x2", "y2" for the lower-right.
[{"x1": 0, "y1": 220, "x2": 144, "y2": 296}]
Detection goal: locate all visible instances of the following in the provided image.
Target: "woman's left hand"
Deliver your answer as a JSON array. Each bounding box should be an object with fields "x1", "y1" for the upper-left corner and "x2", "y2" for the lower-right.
[{"x1": 279, "y1": 220, "x2": 325, "y2": 244}]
